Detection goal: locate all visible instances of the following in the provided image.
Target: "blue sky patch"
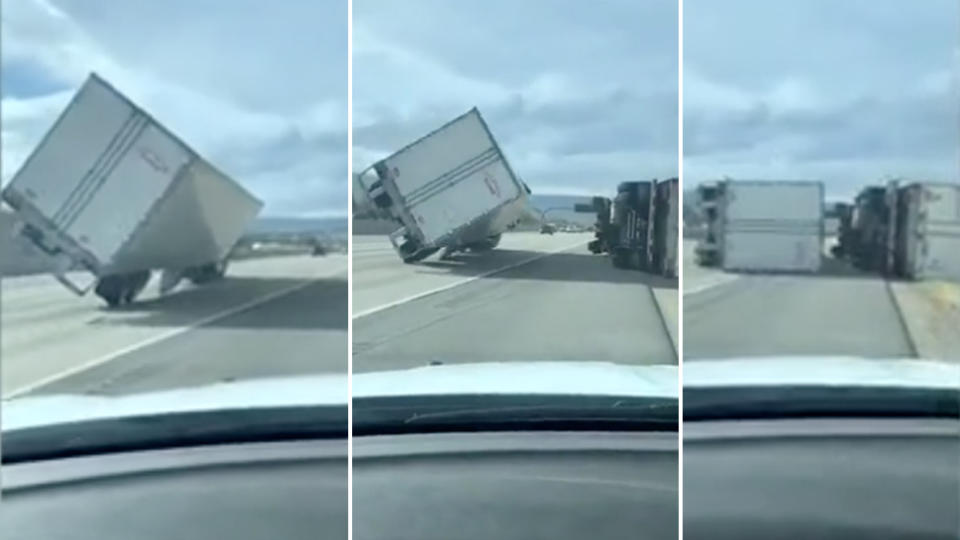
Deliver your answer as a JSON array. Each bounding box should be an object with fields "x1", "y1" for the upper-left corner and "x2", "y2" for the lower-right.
[{"x1": 1, "y1": 59, "x2": 70, "y2": 99}]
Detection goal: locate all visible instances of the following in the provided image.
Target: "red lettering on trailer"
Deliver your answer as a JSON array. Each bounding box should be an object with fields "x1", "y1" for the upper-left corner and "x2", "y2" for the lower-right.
[
  {"x1": 139, "y1": 148, "x2": 169, "y2": 174},
  {"x1": 484, "y1": 174, "x2": 501, "y2": 198}
]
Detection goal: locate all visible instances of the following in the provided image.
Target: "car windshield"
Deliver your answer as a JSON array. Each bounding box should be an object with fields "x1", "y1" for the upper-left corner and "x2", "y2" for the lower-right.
[
  {"x1": 1, "y1": 1, "x2": 348, "y2": 412},
  {"x1": 682, "y1": 0, "x2": 960, "y2": 392},
  {"x1": 351, "y1": 0, "x2": 680, "y2": 407}
]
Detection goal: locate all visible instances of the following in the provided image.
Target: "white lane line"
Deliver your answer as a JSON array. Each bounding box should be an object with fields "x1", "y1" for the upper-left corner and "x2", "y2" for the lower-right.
[
  {"x1": 683, "y1": 274, "x2": 740, "y2": 296},
  {"x1": 5, "y1": 273, "x2": 339, "y2": 400},
  {"x1": 353, "y1": 239, "x2": 590, "y2": 320}
]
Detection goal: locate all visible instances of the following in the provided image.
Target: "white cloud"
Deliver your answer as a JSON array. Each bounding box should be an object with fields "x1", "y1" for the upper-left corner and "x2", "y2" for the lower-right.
[
  {"x1": 683, "y1": 70, "x2": 753, "y2": 112},
  {"x1": 352, "y1": 24, "x2": 510, "y2": 125},
  {"x1": 685, "y1": 0, "x2": 958, "y2": 195},
  {"x1": 352, "y1": 1, "x2": 679, "y2": 194},
  {"x1": 1, "y1": 0, "x2": 346, "y2": 216}
]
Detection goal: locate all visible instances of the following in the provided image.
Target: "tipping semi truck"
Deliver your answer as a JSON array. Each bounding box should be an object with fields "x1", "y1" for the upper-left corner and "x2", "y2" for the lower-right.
[
  {"x1": 834, "y1": 181, "x2": 960, "y2": 280},
  {"x1": 582, "y1": 177, "x2": 679, "y2": 278},
  {"x1": 356, "y1": 108, "x2": 531, "y2": 263},
  {"x1": 694, "y1": 180, "x2": 824, "y2": 273},
  {"x1": 1, "y1": 73, "x2": 263, "y2": 307}
]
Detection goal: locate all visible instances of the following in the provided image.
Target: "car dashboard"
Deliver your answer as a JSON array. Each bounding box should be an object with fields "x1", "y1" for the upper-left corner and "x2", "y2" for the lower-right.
[
  {"x1": 684, "y1": 417, "x2": 960, "y2": 539},
  {"x1": 353, "y1": 430, "x2": 678, "y2": 540},
  {"x1": 3, "y1": 440, "x2": 347, "y2": 540}
]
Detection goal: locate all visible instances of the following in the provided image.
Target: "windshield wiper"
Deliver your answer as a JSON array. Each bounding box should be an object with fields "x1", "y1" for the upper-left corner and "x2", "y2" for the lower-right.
[
  {"x1": 354, "y1": 394, "x2": 678, "y2": 436},
  {"x1": 684, "y1": 386, "x2": 959, "y2": 421},
  {"x1": 3, "y1": 405, "x2": 347, "y2": 464}
]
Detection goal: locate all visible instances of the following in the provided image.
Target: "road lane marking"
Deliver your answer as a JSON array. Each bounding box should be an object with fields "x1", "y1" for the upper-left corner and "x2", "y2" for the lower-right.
[
  {"x1": 647, "y1": 288, "x2": 678, "y2": 362},
  {"x1": 884, "y1": 280, "x2": 919, "y2": 358},
  {"x1": 683, "y1": 274, "x2": 740, "y2": 296},
  {"x1": 353, "y1": 239, "x2": 590, "y2": 319},
  {"x1": 5, "y1": 272, "x2": 341, "y2": 399}
]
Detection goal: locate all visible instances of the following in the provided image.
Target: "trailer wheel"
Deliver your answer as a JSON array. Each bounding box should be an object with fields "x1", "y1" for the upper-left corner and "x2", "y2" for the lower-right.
[
  {"x1": 211, "y1": 260, "x2": 228, "y2": 280},
  {"x1": 95, "y1": 276, "x2": 124, "y2": 308},
  {"x1": 122, "y1": 270, "x2": 152, "y2": 304},
  {"x1": 187, "y1": 262, "x2": 227, "y2": 285},
  {"x1": 466, "y1": 234, "x2": 502, "y2": 252}
]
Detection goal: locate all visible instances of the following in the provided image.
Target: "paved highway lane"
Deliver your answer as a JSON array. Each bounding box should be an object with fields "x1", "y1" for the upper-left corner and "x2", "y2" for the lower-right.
[
  {"x1": 683, "y1": 245, "x2": 917, "y2": 360},
  {"x1": 353, "y1": 233, "x2": 678, "y2": 372},
  {"x1": 3, "y1": 255, "x2": 347, "y2": 398}
]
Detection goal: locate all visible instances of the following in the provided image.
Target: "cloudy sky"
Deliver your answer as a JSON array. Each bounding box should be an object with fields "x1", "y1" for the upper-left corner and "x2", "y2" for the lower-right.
[
  {"x1": 353, "y1": 0, "x2": 678, "y2": 198},
  {"x1": 685, "y1": 0, "x2": 959, "y2": 199},
  {"x1": 2, "y1": 0, "x2": 347, "y2": 217}
]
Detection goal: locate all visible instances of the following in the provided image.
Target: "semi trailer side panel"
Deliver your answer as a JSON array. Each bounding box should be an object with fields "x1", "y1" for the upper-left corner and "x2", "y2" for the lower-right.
[
  {"x1": 361, "y1": 108, "x2": 527, "y2": 260},
  {"x1": 725, "y1": 181, "x2": 823, "y2": 223},
  {"x1": 719, "y1": 180, "x2": 824, "y2": 272},
  {"x1": 722, "y1": 228, "x2": 822, "y2": 272}
]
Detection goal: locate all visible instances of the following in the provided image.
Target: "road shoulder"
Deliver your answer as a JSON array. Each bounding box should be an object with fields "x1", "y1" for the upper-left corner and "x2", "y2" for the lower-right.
[
  {"x1": 889, "y1": 280, "x2": 960, "y2": 363},
  {"x1": 650, "y1": 288, "x2": 678, "y2": 355}
]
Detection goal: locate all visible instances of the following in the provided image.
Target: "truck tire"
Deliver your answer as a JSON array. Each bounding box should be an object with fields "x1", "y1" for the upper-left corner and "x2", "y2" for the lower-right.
[
  {"x1": 122, "y1": 270, "x2": 151, "y2": 304},
  {"x1": 186, "y1": 261, "x2": 227, "y2": 285},
  {"x1": 95, "y1": 276, "x2": 124, "y2": 308},
  {"x1": 466, "y1": 234, "x2": 502, "y2": 252},
  {"x1": 211, "y1": 260, "x2": 228, "y2": 279}
]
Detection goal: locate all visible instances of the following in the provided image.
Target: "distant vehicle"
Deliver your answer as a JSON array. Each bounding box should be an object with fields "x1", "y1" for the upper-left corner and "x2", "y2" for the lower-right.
[
  {"x1": 695, "y1": 180, "x2": 823, "y2": 273},
  {"x1": 356, "y1": 108, "x2": 531, "y2": 263},
  {"x1": 540, "y1": 223, "x2": 557, "y2": 235},
  {"x1": 312, "y1": 242, "x2": 327, "y2": 256},
  {"x1": 1, "y1": 73, "x2": 262, "y2": 307}
]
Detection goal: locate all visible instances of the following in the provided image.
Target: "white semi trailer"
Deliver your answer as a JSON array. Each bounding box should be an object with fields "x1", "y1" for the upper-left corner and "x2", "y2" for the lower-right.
[
  {"x1": 696, "y1": 180, "x2": 824, "y2": 273},
  {"x1": 356, "y1": 108, "x2": 531, "y2": 263},
  {"x1": 1, "y1": 73, "x2": 263, "y2": 306}
]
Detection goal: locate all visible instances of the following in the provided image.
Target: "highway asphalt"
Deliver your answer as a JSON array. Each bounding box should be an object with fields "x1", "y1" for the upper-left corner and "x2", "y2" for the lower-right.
[
  {"x1": 353, "y1": 233, "x2": 678, "y2": 372},
  {"x1": 2, "y1": 255, "x2": 347, "y2": 398},
  {"x1": 682, "y1": 240, "x2": 917, "y2": 360}
]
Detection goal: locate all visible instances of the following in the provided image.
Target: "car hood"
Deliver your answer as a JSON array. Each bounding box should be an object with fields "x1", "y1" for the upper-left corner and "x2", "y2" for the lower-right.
[
  {"x1": 3, "y1": 374, "x2": 347, "y2": 432},
  {"x1": 684, "y1": 356, "x2": 959, "y2": 389},
  {"x1": 352, "y1": 357, "x2": 958, "y2": 399},
  {"x1": 8, "y1": 357, "x2": 954, "y2": 431},
  {"x1": 353, "y1": 361, "x2": 679, "y2": 399}
]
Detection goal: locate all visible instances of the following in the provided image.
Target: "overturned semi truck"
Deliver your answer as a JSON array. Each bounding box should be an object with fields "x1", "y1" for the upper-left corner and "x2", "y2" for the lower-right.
[
  {"x1": 580, "y1": 178, "x2": 678, "y2": 277},
  {"x1": 356, "y1": 108, "x2": 531, "y2": 263},
  {"x1": 694, "y1": 180, "x2": 824, "y2": 273},
  {"x1": 1, "y1": 73, "x2": 263, "y2": 307},
  {"x1": 834, "y1": 181, "x2": 960, "y2": 280}
]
